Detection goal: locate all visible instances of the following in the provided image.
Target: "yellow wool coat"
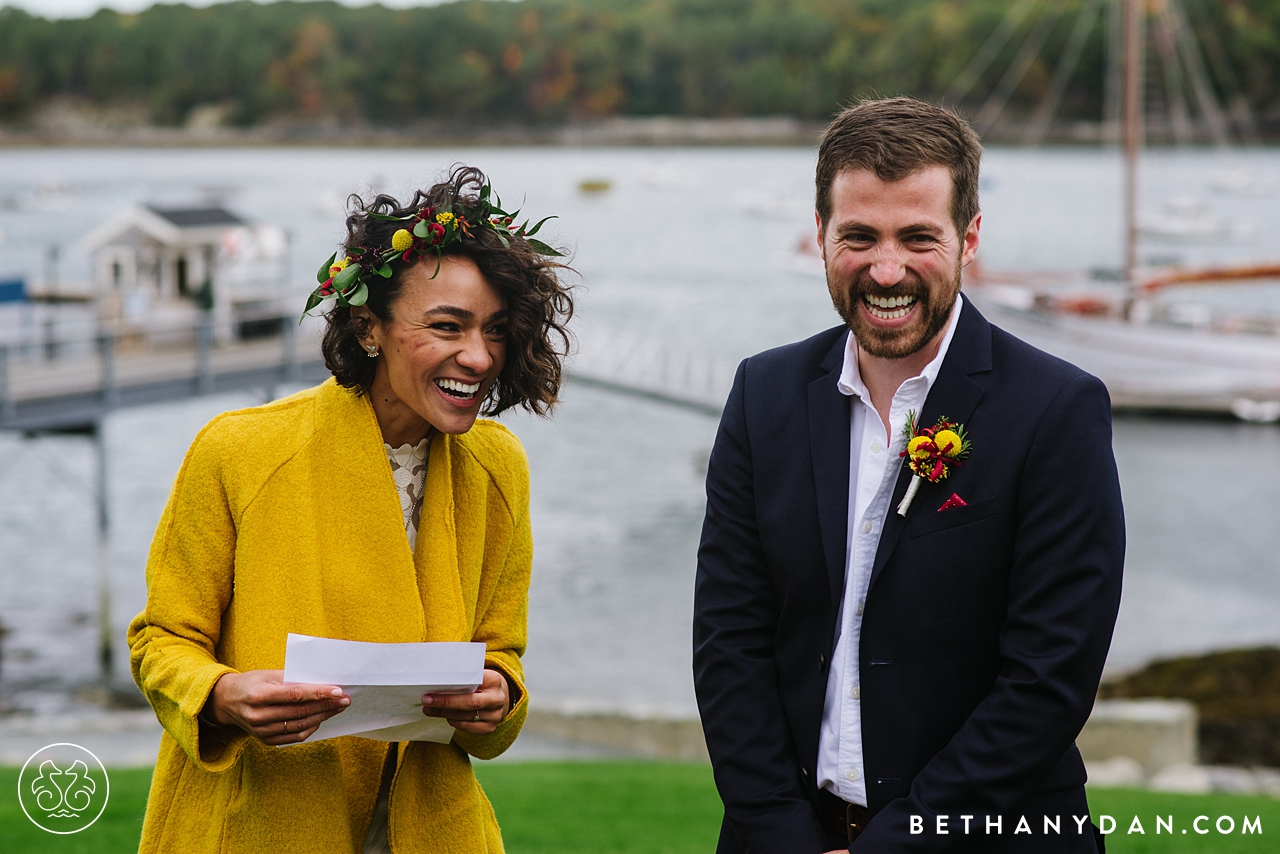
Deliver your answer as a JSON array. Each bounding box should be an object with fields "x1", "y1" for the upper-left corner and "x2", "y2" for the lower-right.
[{"x1": 127, "y1": 378, "x2": 531, "y2": 854}]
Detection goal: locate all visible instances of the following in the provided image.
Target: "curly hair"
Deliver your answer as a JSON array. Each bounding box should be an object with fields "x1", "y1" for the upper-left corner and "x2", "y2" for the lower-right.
[{"x1": 321, "y1": 165, "x2": 574, "y2": 418}]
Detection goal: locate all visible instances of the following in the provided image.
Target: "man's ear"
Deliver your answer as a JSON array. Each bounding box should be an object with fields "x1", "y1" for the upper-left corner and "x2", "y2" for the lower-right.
[
  {"x1": 960, "y1": 212, "x2": 982, "y2": 268},
  {"x1": 814, "y1": 211, "x2": 826, "y2": 260}
]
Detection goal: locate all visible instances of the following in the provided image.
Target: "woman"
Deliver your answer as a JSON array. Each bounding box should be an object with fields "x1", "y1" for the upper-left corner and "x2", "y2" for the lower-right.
[{"x1": 127, "y1": 165, "x2": 572, "y2": 853}]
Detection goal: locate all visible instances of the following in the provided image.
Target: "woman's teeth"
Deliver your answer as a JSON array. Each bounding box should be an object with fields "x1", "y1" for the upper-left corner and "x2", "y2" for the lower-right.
[
  {"x1": 435, "y1": 378, "x2": 481, "y2": 400},
  {"x1": 864, "y1": 294, "x2": 917, "y2": 320}
]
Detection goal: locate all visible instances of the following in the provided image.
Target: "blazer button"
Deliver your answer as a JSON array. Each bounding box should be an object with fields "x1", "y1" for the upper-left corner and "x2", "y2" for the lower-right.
[
  {"x1": 818, "y1": 653, "x2": 827, "y2": 672},
  {"x1": 801, "y1": 767, "x2": 810, "y2": 782}
]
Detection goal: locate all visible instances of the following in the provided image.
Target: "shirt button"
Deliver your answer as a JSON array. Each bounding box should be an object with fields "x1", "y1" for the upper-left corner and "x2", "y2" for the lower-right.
[
  {"x1": 850, "y1": 685, "x2": 860, "y2": 699},
  {"x1": 870, "y1": 441, "x2": 881, "y2": 453},
  {"x1": 863, "y1": 521, "x2": 873, "y2": 534},
  {"x1": 846, "y1": 768, "x2": 859, "y2": 781},
  {"x1": 857, "y1": 601, "x2": 865, "y2": 616}
]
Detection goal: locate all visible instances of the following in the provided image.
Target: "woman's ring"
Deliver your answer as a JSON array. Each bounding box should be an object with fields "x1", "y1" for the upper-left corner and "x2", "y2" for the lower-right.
[{"x1": 472, "y1": 712, "x2": 480, "y2": 722}]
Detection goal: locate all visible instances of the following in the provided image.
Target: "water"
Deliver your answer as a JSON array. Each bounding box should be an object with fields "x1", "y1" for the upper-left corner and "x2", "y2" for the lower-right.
[{"x1": 2, "y1": 146, "x2": 1280, "y2": 717}]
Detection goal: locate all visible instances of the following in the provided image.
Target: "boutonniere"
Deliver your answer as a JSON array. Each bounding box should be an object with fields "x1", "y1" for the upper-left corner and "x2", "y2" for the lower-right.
[{"x1": 896, "y1": 411, "x2": 972, "y2": 516}]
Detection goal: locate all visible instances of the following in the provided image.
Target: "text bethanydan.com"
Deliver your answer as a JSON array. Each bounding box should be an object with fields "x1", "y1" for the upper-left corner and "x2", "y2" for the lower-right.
[{"x1": 909, "y1": 814, "x2": 1262, "y2": 836}]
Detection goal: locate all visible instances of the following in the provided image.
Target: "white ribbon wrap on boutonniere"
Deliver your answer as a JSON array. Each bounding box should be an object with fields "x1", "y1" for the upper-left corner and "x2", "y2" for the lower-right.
[{"x1": 896, "y1": 411, "x2": 972, "y2": 516}]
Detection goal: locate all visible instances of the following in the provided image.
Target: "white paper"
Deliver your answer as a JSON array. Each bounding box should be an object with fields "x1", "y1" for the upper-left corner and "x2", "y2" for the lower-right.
[{"x1": 282, "y1": 633, "x2": 485, "y2": 744}]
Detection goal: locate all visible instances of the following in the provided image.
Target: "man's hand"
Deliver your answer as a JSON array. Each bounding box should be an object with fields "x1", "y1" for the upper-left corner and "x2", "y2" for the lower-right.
[
  {"x1": 422, "y1": 668, "x2": 510, "y2": 735},
  {"x1": 202, "y1": 670, "x2": 350, "y2": 746}
]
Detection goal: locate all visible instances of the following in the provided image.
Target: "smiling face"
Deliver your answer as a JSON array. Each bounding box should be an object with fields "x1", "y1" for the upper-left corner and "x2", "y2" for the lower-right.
[
  {"x1": 355, "y1": 255, "x2": 507, "y2": 443},
  {"x1": 818, "y1": 165, "x2": 980, "y2": 360}
]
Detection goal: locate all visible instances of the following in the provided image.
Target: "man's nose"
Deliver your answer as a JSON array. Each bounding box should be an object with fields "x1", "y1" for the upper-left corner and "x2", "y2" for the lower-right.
[
  {"x1": 455, "y1": 330, "x2": 494, "y2": 373},
  {"x1": 868, "y1": 245, "x2": 907, "y2": 286}
]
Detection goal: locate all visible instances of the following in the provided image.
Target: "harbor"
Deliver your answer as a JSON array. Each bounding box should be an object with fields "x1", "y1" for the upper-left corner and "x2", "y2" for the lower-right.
[{"x1": 1, "y1": 145, "x2": 1279, "y2": 729}]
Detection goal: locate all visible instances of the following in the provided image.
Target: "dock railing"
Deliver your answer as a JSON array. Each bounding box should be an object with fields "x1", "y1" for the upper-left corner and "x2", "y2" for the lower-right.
[{"x1": 0, "y1": 310, "x2": 329, "y2": 432}]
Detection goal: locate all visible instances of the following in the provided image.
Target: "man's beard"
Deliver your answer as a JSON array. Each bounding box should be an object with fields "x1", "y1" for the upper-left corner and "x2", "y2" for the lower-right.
[{"x1": 827, "y1": 260, "x2": 962, "y2": 359}]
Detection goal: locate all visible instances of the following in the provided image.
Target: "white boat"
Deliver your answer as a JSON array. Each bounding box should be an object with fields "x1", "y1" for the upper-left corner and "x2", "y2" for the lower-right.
[{"x1": 955, "y1": 0, "x2": 1280, "y2": 421}]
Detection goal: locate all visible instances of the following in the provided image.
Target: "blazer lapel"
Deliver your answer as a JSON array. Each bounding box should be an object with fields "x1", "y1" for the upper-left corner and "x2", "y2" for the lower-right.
[
  {"x1": 868, "y1": 296, "x2": 993, "y2": 594},
  {"x1": 808, "y1": 332, "x2": 853, "y2": 615}
]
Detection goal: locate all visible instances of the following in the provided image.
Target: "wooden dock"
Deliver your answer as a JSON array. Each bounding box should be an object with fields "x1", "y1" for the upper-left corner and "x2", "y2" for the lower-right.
[
  {"x1": 0, "y1": 316, "x2": 330, "y2": 432},
  {"x1": 7, "y1": 301, "x2": 1274, "y2": 435},
  {"x1": 0, "y1": 314, "x2": 734, "y2": 434}
]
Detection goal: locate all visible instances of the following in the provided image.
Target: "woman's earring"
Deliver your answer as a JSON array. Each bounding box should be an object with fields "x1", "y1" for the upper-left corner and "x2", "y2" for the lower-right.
[{"x1": 366, "y1": 345, "x2": 379, "y2": 358}]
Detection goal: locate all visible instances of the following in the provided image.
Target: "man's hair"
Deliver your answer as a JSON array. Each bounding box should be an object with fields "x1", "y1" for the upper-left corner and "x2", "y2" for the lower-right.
[{"x1": 816, "y1": 97, "x2": 983, "y2": 236}]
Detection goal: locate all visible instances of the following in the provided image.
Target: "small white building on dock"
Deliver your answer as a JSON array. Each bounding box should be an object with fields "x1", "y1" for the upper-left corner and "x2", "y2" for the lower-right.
[{"x1": 81, "y1": 205, "x2": 289, "y2": 339}]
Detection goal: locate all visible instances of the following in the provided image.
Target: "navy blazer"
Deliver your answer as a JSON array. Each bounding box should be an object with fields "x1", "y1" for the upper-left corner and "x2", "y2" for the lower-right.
[{"x1": 693, "y1": 296, "x2": 1124, "y2": 852}]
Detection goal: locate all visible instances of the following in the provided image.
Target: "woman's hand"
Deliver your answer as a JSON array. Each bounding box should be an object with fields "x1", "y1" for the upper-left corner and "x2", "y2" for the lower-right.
[
  {"x1": 202, "y1": 670, "x2": 350, "y2": 746},
  {"x1": 422, "y1": 668, "x2": 510, "y2": 735}
]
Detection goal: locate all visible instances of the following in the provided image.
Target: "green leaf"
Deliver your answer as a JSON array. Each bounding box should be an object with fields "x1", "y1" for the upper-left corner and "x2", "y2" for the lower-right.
[
  {"x1": 413, "y1": 219, "x2": 430, "y2": 238},
  {"x1": 346, "y1": 281, "x2": 369, "y2": 306},
  {"x1": 301, "y1": 290, "x2": 323, "y2": 320},
  {"x1": 527, "y1": 238, "x2": 564, "y2": 257},
  {"x1": 316, "y1": 252, "x2": 336, "y2": 284},
  {"x1": 366, "y1": 212, "x2": 402, "y2": 221},
  {"x1": 376, "y1": 263, "x2": 393, "y2": 278},
  {"x1": 333, "y1": 262, "x2": 362, "y2": 291},
  {"x1": 496, "y1": 231, "x2": 510, "y2": 249},
  {"x1": 524, "y1": 215, "x2": 556, "y2": 237}
]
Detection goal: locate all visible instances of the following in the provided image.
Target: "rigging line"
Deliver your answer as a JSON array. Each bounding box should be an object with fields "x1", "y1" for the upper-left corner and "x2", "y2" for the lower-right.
[
  {"x1": 1103, "y1": 0, "x2": 1125, "y2": 143},
  {"x1": 1024, "y1": 0, "x2": 1107, "y2": 146},
  {"x1": 944, "y1": 0, "x2": 1042, "y2": 105},
  {"x1": 974, "y1": 1, "x2": 1071, "y2": 137},
  {"x1": 1179, "y1": 0, "x2": 1260, "y2": 143},
  {"x1": 1151, "y1": 0, "x2": 1194, "y2": 146},
  {"x1": 1168, "y1": 0, "x2": 1233, "y2": 147}
]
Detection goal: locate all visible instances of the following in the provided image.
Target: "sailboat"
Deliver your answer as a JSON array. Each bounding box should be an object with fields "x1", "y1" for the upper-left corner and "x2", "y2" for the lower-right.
[{"x1": 954, "y1": 0, "x2": 1280, "y2": 421}]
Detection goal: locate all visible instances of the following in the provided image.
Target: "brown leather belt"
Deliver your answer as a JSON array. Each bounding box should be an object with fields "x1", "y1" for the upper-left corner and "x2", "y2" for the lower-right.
[{"x1": 817, "y1": 788, "x2": 872, "y2": 844}]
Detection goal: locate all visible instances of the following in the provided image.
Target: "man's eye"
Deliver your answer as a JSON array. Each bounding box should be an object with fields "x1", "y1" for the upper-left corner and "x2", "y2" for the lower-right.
[{"x1": 845, "y1": 234, "x2": 874, "y2": 245}]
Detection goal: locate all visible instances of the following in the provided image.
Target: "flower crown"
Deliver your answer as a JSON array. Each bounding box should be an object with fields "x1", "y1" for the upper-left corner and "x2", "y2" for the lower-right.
[{"x1": 304, "y1": 182, "x2": 562, "y2": 317}]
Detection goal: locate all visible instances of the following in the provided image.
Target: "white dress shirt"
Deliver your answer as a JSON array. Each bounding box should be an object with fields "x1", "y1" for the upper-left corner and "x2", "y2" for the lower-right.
[{"x1": 816, "y1": 297, "x2": 963, "y2": 805}]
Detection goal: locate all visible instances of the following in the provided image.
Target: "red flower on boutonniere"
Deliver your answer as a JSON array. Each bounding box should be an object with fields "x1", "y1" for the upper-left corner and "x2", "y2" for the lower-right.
[{"x1": 896, "y1": 411, "x2": 972, "y2": 516}]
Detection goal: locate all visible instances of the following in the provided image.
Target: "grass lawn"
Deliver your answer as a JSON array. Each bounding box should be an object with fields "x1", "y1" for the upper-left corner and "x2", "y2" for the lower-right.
[
  {"x1": 2, "y1": 761, "x2": 1276, "y2": 853},
  {"x1": 1085, "y1": 788, "x2": 1277, "y2": 853},
  {"x1": 0, "y1": 765, "x2": 152, "y2": 854}
]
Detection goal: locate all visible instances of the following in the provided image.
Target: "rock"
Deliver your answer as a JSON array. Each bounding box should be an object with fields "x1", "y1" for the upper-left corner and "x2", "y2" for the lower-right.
[
  {"x1": 1150, "y1": 762, "x2": 1212, "y2": 793},
  {"x1": 1205, "y1": 765, "x2": 1261, "y2": 795},
  {"x1": 1085, "y1": 756, "x2": 1146, "y2": 788},
  {"x1": 1078, "y1": 699, "x2": 1197, "y2": 777}
]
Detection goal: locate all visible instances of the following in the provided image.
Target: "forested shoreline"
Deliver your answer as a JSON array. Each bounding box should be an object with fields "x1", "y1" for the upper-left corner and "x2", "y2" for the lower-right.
[{"x1": 1, "y1": 0, "x2": 1278, "y2": 138}]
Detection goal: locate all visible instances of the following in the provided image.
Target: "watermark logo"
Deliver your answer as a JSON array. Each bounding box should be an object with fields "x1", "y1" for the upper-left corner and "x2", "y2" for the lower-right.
[{"x1": 17, "y1": 743, "x2": 110, "y2": 834}]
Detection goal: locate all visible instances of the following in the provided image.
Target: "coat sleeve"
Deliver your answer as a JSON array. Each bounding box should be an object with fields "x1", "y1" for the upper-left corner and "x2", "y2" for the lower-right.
[
  {"x1": 452, "y1": 449, "x2": 531, "y2": 761},
  {"x1": 852, "y1": 373, "x2": 1125, "y2": 851},
  {"x1": 694, "y1": 360, "x2": 830, "y2": 853},
  {"x1": 127, "y1": 417, "x2": 251, "y2": 773}
]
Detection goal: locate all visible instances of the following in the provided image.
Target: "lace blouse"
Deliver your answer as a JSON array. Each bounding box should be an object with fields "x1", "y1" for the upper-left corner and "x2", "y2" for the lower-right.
[
  {"x1": 385, "y1": 435, "x2": 430, "y2": 550},
  {"x1": 362, "y1": 433, "x2": 430, "y2": 854}
]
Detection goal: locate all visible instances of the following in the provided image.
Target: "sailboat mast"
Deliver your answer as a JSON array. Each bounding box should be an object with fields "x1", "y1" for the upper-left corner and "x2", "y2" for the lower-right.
[{"x1": 1122, "y1": 0, "x2": 1145, "y2": 281}]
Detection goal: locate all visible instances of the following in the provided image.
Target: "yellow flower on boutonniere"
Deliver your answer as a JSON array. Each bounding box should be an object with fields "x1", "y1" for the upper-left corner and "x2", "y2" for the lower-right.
[
  {"x1": 896, "y1": 411, "x2": 971, "y2": 516},
  {"x1": 328, "y1": 257, "x2": 350, "y2": 276}
]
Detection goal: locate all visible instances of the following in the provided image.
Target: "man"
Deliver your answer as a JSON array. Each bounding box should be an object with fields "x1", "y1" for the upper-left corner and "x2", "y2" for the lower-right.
[{"x1": 693, "y1": 97, "x2": 1123, "y2": 853}]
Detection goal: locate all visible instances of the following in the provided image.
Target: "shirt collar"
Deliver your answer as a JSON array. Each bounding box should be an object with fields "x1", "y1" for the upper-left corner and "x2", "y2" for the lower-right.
[{"x1": 836, "y1": 295, "x2": 963, "y2": 399}]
